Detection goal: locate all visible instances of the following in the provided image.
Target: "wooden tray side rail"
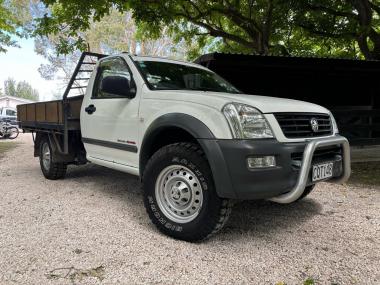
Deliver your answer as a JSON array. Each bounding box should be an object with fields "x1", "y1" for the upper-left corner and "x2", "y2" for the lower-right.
[
  {"x1": 17, "y1": 96, "x2": 83, "y2": 130},
  {"x1": 17, "y1": 100, "x2": 64, "y2": 131}
]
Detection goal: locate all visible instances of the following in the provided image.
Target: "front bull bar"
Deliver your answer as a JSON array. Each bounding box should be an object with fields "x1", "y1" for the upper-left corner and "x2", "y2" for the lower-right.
[{"x1": 269, "y1": 135, "x2": 351, "y2": 204}]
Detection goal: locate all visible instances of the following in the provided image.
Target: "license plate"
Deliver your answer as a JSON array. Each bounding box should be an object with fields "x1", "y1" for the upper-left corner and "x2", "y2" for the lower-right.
[{"x1": 312, "y1": 162, "x2": 334, "y2": 182}]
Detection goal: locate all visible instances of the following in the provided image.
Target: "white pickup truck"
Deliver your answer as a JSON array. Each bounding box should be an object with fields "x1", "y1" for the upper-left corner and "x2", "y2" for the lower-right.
[{"x1": 17, "y1": 52, "x2": 351, "y2": 241}]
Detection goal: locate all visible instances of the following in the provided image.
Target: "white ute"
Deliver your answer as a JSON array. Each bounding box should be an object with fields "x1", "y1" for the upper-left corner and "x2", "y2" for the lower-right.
[{"x1": 18, "y1": 52, "x2": 351, "y2": 241}]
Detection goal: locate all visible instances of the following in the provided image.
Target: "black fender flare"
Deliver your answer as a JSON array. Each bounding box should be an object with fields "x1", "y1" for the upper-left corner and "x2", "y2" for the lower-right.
[
  {"x1": 143, "y1": 113, "x2": 215, "y2": 140},
  {"x1": 140, "y1": 113, "x2": 236, "y2": 199}
]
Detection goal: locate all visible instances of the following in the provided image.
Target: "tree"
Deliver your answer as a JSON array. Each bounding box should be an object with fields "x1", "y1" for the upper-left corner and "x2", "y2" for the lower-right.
[
  {"x1": 34, "y1": 7, "x2": 189, "y2": 82},
  {"x1": 292, "y1": 0, "x2": 380, "y2": 60},
  {"x1": 35, "y1": 0, "x2": 380, "y2": 60},
  {"x1": 4, "y1": 77, "x2": 17, "y2": 97},
  {"x1": 16, "y1": 80, "x2": 39, "y2": 101},
  {"x1": 36, "y1": 0, "x2": 292, "y2": 56},
  {"x1": 0, "y1": 0, "x2": 20, "y2": 52},
  {"x1": 3, "y1": 77, "x2": 39, "y2": 101}
]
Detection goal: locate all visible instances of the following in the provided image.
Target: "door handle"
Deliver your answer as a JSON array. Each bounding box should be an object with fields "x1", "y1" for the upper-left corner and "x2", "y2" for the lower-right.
[{"x1": 85, "y1": 104, "x2": 96, "y2": 115}]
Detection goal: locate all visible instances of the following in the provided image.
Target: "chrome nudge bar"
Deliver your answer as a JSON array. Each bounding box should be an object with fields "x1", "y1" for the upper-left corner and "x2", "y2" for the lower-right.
[{"x1": 269, "y1": 135, "x2": 351, "y2": 204}]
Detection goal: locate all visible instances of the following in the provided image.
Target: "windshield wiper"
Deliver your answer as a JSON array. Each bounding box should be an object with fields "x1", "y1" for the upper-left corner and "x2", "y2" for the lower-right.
[
  {"x1": 153, "y1": 87, "x2": 241, "y2": 94},
  {"x1": 186, "y1": 87, "x2": 223, "y2": 92}
]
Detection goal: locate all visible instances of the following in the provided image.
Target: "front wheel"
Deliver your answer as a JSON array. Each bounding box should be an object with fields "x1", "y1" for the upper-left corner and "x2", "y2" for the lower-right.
[
  {"x1": 39, "y1": 137, "x2": 67, "y2": 180},
  {"x1": 143, "y1": 142, "x2": 233, "y2": 242}
]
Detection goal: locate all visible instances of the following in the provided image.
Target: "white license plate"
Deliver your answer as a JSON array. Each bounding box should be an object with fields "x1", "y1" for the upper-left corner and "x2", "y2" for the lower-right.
[{"x1": 312, "y1": 162, "x2": 334, "y2": 182}]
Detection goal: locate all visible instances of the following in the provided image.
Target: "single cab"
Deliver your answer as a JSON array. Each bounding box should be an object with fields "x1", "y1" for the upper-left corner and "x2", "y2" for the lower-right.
[{"x1": 17, "y1": 52, "x2": 351, "y2": 241}]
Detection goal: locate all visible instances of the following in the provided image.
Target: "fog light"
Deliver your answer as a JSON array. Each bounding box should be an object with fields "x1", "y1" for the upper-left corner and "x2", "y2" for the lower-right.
[{"x1": 247, "y1": 156, "x2": 276, "y2": 169}]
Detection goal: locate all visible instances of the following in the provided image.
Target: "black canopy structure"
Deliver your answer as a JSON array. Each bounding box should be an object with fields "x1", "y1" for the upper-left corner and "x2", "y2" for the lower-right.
[{"x1": 195, "y1": 52, "x2": 380, "y2": 146}]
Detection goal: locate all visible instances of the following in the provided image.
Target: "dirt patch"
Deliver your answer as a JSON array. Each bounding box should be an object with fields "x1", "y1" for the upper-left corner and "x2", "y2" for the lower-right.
[{"x1": 0, "y1": 141, "x2": 19, "y2": 159}]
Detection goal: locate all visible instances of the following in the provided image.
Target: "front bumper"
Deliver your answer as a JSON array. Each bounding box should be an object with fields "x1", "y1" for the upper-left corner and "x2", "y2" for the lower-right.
[{"x1": 198, "y1": 135, "x2": 350, "y2": 201}]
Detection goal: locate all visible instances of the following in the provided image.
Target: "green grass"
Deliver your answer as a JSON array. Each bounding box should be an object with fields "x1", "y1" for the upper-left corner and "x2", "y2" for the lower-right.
[
  {"x1": 303, "y1": 278, "x2": 315, "y2": 285},
  {"x1": 349, "y1": 161, "x2": 380, "y2": 186},
  {"x1": 275, "y1": 278, "x2": 316, "y2": 285},
  {"x1": 0, "y1": 141, "x2": 19, "y2": 159}
]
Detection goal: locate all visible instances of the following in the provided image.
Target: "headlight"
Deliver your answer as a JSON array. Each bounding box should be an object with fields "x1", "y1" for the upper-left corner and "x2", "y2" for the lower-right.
[
  {"x1": 223, "y1": 103, "x2": 273, "y2": 139},
  {"x1": 330, "y1": 112, "x2": 339, "y2": 134}
]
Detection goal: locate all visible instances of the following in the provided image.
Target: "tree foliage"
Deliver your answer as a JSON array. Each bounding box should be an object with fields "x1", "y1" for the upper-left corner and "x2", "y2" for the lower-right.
[
  {"x1": 0, "y1": 0, "x2": 35, "y2": 52},
  {"x1": 34, "y1": 0, "x2": 380, "y2": 60},
  {"x1": 34, "y1": 7, "x2": 190, "y2": 83},
  {"x1": 0, "y1": 0, "x2": 21, "y2": 52},
  {"x1": 3, "y1": 77, "x2": 39, "y2": 101},
  {"x1": 293, "y1": 0, "x2": 380, "y2": 60},
  {"x1": 35, "y1": 0, "x2": 291, "y2": 57},
  {"x1": 4, "y1": 77, "x2": 17, "y2": 97}
]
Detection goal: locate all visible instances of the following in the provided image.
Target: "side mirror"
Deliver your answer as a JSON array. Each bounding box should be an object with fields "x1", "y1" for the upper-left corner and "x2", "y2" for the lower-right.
[{"x1": 100, "y1": 75, "x2": 136, "y2": 98}]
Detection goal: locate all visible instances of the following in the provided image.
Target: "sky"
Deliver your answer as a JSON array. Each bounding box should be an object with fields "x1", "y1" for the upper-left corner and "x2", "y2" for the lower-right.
[{"x1": 0, "y1": 38, "x2": 61, "y2": 101}]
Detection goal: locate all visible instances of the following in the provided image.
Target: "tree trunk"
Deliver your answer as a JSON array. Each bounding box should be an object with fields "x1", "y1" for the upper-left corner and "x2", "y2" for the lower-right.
[
  {"x1": 369, "y1": 29, "x2": 380, "y2": 60},
  {"x1": 261, "y1": 0, "x2": 273, "y2": 55},
  {"x1": 130, "y1": 39, "x2": 136, "y2": 54},
  {"x1": 353, "y1": 0, "x2": 380, "y2": 60},
  {"x1": 140, "y1": 41, "x2": 145, "y2": 55}
]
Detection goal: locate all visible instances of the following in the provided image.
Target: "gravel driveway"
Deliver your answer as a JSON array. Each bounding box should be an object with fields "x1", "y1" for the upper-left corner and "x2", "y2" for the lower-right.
[{"x1": 0, "y1": 134, "x2": 379, "y2": 285}]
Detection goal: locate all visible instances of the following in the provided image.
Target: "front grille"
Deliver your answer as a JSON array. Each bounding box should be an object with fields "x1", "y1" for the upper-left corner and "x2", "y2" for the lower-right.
[{"x1": 275, "y1": 113, "x2": 333, "y2": 138}]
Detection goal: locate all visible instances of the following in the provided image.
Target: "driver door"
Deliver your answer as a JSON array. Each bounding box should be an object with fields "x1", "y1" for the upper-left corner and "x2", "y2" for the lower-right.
[{"x1": 81, "y1": 56, "x2": 140, "y2": 170}]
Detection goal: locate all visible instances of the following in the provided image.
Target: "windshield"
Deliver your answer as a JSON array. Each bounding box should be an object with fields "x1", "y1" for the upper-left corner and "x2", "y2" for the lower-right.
[
  {"x1": 6, "y1": 109, "x2": 16, "y2": 116},
  {"x1": 136, "y1": 60, "x2": 241, "y2": 94}
]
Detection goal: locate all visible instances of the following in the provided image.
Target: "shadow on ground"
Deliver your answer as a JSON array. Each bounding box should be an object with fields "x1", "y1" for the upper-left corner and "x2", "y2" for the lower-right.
[
  {"x1": 349, "y1": 161, "x2": 380, "y2": 187},
  {"x1": 220, "y1": 198, "x2": 322, "y2": 241},
  {"x1": 64, "y1": 163, "x2": 322, "y2": 240}
]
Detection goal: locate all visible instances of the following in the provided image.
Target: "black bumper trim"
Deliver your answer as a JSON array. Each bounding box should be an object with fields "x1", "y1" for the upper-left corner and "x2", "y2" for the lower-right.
[{"x1": 199, "y1": 138, "x2": 344, "y2": 200}]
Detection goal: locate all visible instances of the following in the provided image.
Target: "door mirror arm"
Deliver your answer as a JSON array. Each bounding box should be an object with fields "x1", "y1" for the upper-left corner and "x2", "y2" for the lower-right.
[{"x1": 128, "y1": 80, "x2": 137, "y2": 99}]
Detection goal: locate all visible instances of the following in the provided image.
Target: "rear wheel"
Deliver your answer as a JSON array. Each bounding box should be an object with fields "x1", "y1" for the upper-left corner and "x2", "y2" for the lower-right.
[
  {"x1": 143, "y1": 142, "x2": 233, "y2": 242},
  {"x1": 39, "y1": 137, "x2": 67, "y2": 180}
]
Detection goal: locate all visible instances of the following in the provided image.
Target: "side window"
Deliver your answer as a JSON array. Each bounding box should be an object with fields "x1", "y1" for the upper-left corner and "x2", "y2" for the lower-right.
[{"x1": 93, "y1": 57, "x2": 133, "y2": 99}]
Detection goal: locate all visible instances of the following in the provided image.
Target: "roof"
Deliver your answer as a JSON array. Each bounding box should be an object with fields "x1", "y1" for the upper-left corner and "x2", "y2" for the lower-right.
[
  {"x1": 195, "y1": 52, "x2": 380, "y2": 75},
  {"x1": 0, "y1": 95, "x2": 36, "y2": 103},
  {"x1": 195, "y1": 51, "x2": 380, "y2": 63}
]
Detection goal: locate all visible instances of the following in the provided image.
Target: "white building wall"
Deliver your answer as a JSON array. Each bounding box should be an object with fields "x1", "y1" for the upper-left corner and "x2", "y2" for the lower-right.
[{"x1": 0, "y1": 96, "x2": 35, "y2": 109}]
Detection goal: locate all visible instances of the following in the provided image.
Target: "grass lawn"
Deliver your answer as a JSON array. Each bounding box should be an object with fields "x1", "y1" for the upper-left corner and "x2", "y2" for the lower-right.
[
  {"x1": 0, "y1": 141, "x2": 19, "y2": 160},
  {"x1": 349, "y1": 161, "x2": 380, "y2": 187}
]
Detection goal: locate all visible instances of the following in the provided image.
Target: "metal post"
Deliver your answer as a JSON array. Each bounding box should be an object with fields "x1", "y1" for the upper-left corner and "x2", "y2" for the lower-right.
[{"x1": 61, "y1": 52, "x2": 107, "y2": 154}]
